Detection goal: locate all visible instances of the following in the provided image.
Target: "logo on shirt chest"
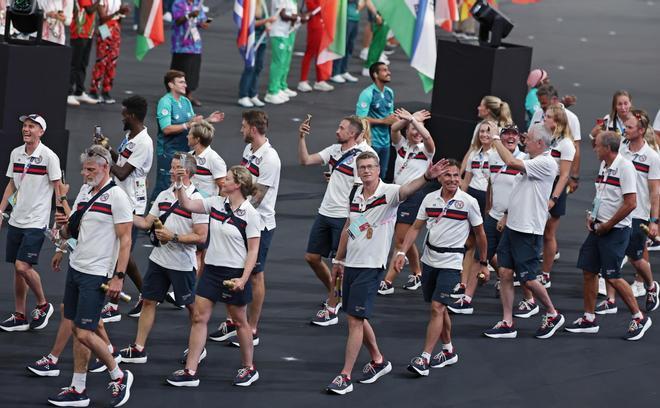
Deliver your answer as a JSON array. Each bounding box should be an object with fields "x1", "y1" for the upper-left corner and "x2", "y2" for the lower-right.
[
  {"x1": 639, "y1": 155, "x2": 647, "y2": 162},
  {"x1": 126, "y1": 142, "x2": 135, "y2": 150},
  {"x1": 454, "y1": 200, "x2": 464, "y2": 209},
  {"x1": 33, "y1": 155, "x2": 43, "y2": 164},
  {"x1": 235, "y1": 208, "x2": 246, "y2": 216},
  {"x1": 100, "y1": 193, "x2": 109, "y2": 202},
  {"x1": 197, "y1": 157, "x2": 206, "y2": 165}
]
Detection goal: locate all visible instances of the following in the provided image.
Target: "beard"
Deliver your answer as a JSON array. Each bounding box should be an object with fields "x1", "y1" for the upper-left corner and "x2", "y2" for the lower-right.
[
  {"x1": 123, "y1": 121, "x2": 131, "y2": 131},
  {"x1": 86, "y1": 173, "x2": 104, "y2": 188}
]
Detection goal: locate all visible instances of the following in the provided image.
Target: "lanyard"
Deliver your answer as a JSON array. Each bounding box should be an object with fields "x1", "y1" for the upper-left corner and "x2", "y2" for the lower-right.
[
  {"x1": 396, "y1": 143, "x2": 422, "y2": 175},
  {"x1": 118, "y1": 136, "x2": 129, "y2": 153},
  {"x1": 19, "y1": 156, "x2": 36, "y2": 185}
]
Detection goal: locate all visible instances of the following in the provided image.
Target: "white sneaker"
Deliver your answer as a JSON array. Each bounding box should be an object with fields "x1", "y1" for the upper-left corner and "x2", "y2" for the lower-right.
[
  {"x1": 282, "y1": 88, "x2": 297, "y2": 98},
  {"x1": 237, "y1": 97, "x2": 254, "y2": 108},
  {"x1": 297, "y1": 81, "x2": 313, "y2": 93},
  {"x1": 631, "y1": 280, "x2": 647, "y2": 297},
  {"x1": 342, "y1": 72, "x2": 358, "y2": 82},
  {"x1": 598, "y1": 277, "x2": 607, "y2": 297},
  {"x1": 361, "y1": 67, "x2": 370, "y2": 77},
  {"x1": 163, "y1": 12, "x2": 172, "y2": 22},
  {"x1": 67, "y1": 95, "x2": 80, "y2": 106},
  {"x1": 264, "y1": 93, "x2": 286, "y2": 105},
  {"x1": 330, "y1": 74, "x2": 346, "y2": 84},
  {"x1": 277, "y1": 90, "x2": 290, "y2": 101},
  {"x1": 313, "y1": 81, "x2": 334, "y2": 92},
  {"x1": 378, "y1": 53, "x2": 390, "y2": 65},
  {"x1": 250, "y1": 96, "x2": 265, "y2": 107},
  {"x1": 359, "y1": 47, "x2": 368, "y2": 60},
  {"x1": 76, "y1": 92, "x2": 98, "y2": 104}
]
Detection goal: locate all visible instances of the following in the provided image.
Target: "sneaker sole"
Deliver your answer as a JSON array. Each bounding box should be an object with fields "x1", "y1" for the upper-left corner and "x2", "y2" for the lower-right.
[
  {"x1": 31, "y1": 305, "x2": 54, "y2": 330},
  {"x1": 27, "y1": 366, "x2": 60, "y2": 376},
  {"x1": 431, "y1": 354, "x2": 458, "y2": 368},
  {"x1": 535, "y1": 315, "x2": 565, "y2": 339},
  {"x1": 484, "y1": 331, "x2": 518, "y2": 339},
  {"x1": 113, "y1": 370, "x2": 133, "y2": 407},
  {"x1": 625, "y1": 318, "x2": 652, "y2": 341},
  {"x1": 377, "y1": 289, "x2": 394, "y2": 295},
  {"x1": 234, "y1": 371, "x2": 259, "y2": 387},
  {"x1": 327, "y1": 383, "x2": 353, "y2": 395},
  {"x1": 358, "y1": 361, "x2": 391, "y2": 384},
  {"x1": 565, "y1": 326, "x2": 600, "y2": 334},
  {"x1": 406, "y1": 365, "x2": 429, "y2": 377},
  {"x1": 209, "y1": 330, "x2": 237, "y2": 342},
  {"x1": 514, "y1": 307, "x2": 540, "y2": 319},
  {"x1": 647, "y1": 301, "x2": 660, "y2": 313},
  {"x1": 121, "y1": 356, "x2": 147, "y2": 364},
  {"x1": 231, "y1": 339, "x2": 259, "y2": 347},
  {"x1": 311, "y1": 317, "x2": 338, "y2": 327},
  {"x1": 595, "y1": 307, "x2": 618, "y2": 315},
  {"x1": 102, "y1": 315, "x2": 122, "y2": 323},
  {"x1": 127, "y1": 312, "x2": 141, "y2": 318},
  {"x1": 0, "y1": 324, "x2": 30, "y2": 332},
  {"x1": 403, "y1": 284, "x2": 421, "y2": 291},
  {"x1": 47, "y1": 398, "x2": 90, "y2": 407},
  {"x1": 447, "y1": 306, "x2": 474, "y2": 315}
]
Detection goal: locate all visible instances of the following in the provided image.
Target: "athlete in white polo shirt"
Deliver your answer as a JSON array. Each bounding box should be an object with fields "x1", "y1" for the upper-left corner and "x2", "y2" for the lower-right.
[
  {"x1": 483, "y1": 124, "x2": 565, "y2": 339},
  {"x1": 0, "y1": 114, "x2": 63, "y2": 332},
  {"x1": 325, "y1": 152, "x2": 447, "y2": 395},
  {"x1": 566, "y1": 131, "x2": 653, "y2": 340},
  {"x1": 394, "y1": 159, "x2": 488, "y2": 377},
  {"x1": 598, "y1": 110, "x2": 660, "y2": 314},
  {"x1": 120, "y1": 153, "x2": 208, "y2": 365},
  {"x1": 297, "y1": 115, "x2": 375, "y2": 326},
  {"x1": 48, "y1": 145, "x2": 134, "y2": 408}
]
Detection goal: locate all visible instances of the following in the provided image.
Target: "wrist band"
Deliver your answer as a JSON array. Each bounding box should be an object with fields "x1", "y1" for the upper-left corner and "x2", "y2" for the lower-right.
[
  {"x1": 650, "y1": 217, "x2": 659, "y2": 224},
  {"x1": 55, "y1": 248, "x2": 67, "y2": 254},
  {"x1": 570, "y1": 175, "x2": 580, "y2": 181},
  {"x1": 396, "y1": 251, "x2": 406, "y2": 257},
  {"x1": 331, "y1": 258, "x2": 345, "y2": 266}
]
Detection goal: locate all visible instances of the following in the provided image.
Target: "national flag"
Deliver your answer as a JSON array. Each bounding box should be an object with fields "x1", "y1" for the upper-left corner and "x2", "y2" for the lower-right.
[
  {"x1": 233, "y1": 0, "x2": 257, "y2": 66},
  {"x1": 135, "y1": 0, "x2": 165, "y2": 61},
  {"x1": 318, "y1": 0, "x2": 347, "y2": 65},
  {"x1": 372, "y1": 0, "x2": 435, "y2": 92},
  {"x1": 435, "y1": 0, "x2": 458, "y2": 32}
]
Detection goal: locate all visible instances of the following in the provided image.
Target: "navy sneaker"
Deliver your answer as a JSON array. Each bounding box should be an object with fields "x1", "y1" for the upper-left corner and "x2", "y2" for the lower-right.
[
  {"x1": 311, "y1": 307, "x2": 338, "y2": 326},
  {"x1": 447, "y1": 297, "x2": 473, "y2": 315},
  {"x1": 358, "y1": 360, "x2": 392, "y2": 383},
  {"x1": 513, "y1": 299, "x2": 539, "y2": 319},
  {"x1": 30, "y1": 303, "x2": 54, "y2": 330},
  {"x1": 565, "y1": 316, "x2": 600, "y2": 334},
  {"x1": 101, "y1": 303, "x2": 121, "y2": 323},
  {"x1": 430, "y1": 350, "x2": 458, "y2": 368},
  {"x1": 108, "y1": 369, "x2": 133, "y2": 407},
  {"x1": 119, "y1": 344, "x2": 147, "y2": 364},
  {"x1": 483, "y1": 320, "x2": 517, "y2": 339},
  {"x1": 595, "y1": 299, "x2": 618, "y2": 315},
  {"x1": 127, "y1": 298, "x2": 143, "y2": 318},
  {"x1": 47, "y1": 386, "x2": 90, "y2": 407},
  {"x1": 231, "y1": 333, "x2": 259, "y2": 347},
  {"x1": 326, "y1": 374, "x2": 353, "y2": 395},
  {"x1": 233, "y1": 366, "x2": 259, "y2": 386},
  {"x1": 0, "y1": 312, "x2": 29, "y2": 332},
  {"x1": 407, "y1": 356, "x2": 429, "y2": 376},
  {"x1": 89, "y1": 348, "x2": 122, "y2": 373},
  {"x1": 167, "y1": 369, "x2": 199, "y2": 387},
  {"x1": 179, "y1": 347, "x2": 207, "y2": 365},
  {"x1": 27, "y1": 355, "x2": 60, "y2": 377},
  {"x1": 535, "y1": 313, "x2": 565, "y2": 339},
  {"x1": 402, "y1": 274, "x2": 421, "y2": 291},
  {"x1": 623, "y1": 315, "x2": 652, "y2": 341},
  {"x1": 378, "y1": 280, "x2": 394, "y2": 295},
  {"x1": 540, "y1": 272, "x2": 551, "y2": 288},
  {"x1": 450, "y1": 283, "x2": 465, "y2": 298},
  {"x1": 645, "y1": 281, "x2": 659, "y2": 312},
  {"x1": 208, "y1": 320, "x2": 237, "y2": 342}
]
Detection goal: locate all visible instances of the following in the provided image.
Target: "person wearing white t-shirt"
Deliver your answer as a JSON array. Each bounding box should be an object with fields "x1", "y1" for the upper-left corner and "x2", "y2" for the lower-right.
[
  {"x1": 393, "y1": 159, "x2": 488, "y2": 377},
  {"x1": 483, "y1": 124, "x2": 565, "y2": 340},
  {"x1": 297, "y1": 115, "x2": 375, "y2": 326},
  {"x1": 0, "y1": 114, "x2": 64, "y2": 333},
  {"x1": 379, "y1": 108, "x2": 434, "y2": 295},
  {"x1": 462, "y1": 120, "x2": 495, "y2": 214},
  {"x1": 566, "y1": 131, "x2": 653, "y2": 341},
  {"x1": 597, "y1": 111, "x2": 660, "y2": 315},
  {"x1": 48, "y1": 145, "x2": 134, "y2": 407},
  {"x1": 119, "y1": 153, "x2": 208, "y2": 365},
  {"x1": 167, "y1": 166, "x2": 262, "y2": 387},
  {"x1": 653, "y1": 108, "x2": 660, "y2": 141},
  {"x1": 325, "y1": 151, "x2": 447, "y2": 395}
]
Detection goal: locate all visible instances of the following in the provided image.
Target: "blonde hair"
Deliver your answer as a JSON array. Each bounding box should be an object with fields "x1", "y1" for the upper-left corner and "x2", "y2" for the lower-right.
[
  {"x1": 470, "y1": 120, "x2": 498, "y2": 152},
  {"x1": 190, "y1": 120, "x2": 215, "y2": 147},
  {"x1": 360, "y1": 117, "x2": 372, "y2": 146},
  {"x1": 546, "y1": 104, "x2": 573, "y2": 141},
  {"x1": 228, "y1": 166, "x2": 257, "y2": 198},
  {"x1": 481, "y1": 95, "x2": 513, "y2": 127}
]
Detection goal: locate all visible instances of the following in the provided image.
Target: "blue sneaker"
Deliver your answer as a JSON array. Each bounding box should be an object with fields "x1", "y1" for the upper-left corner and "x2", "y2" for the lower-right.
[
  {"x1": 483, "y1": 320, "x2": 517, "y2": 339},
  {"x1": 167, "y1": 369, "x2": 199, "y2": 387},
  {"x1": 535, "y1": 313, "x2": 565, "y2": 339},
  {"x1": 0, "y1": 312, "x2": 29, "y2": 332},
  {"x1": 233, "y1": 366, "x2": 259, "y2": 386},
  {"x1": 565, "y1": 316, "x2": 600, "y2": 334},
  {"x1": 358, "y1": 360, "x2": 392, "y2": 383},
  {"x1": 30, "y1": 303, "x2": 54, "y2": 330},
  {"x1": 430, "y1": 350, "x2": 458, "y2": 368},
  {"x1": 326, "y1": 374, "x2": 353, "y2": 395},
  {"x1": 28, "y1": 355, "x2": 60, "y2": 377},
  {"x1": 447, "y1": 297, "x2": 473, "y2": 315},
  {"x1": 108, "y1": 369, "x2": 133, "y2": 407},
  {"x1": 623, "y1": 315, "x2": 652, "y2": 341},
  {"x1": 119, "y1": 344, "x2": 147, "y2": 364},
  {"x1": 407, "y1": 356, "x2": 429, "y2": 376},
  {"x1": 645, "y1": 281, "x2": 659, "y2": 312},
  {"x1": 47, "y1": 386, "x2": 90, "y2": 407}
]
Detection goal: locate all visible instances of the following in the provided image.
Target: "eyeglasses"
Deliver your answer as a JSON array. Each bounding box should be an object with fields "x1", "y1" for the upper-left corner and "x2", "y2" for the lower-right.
[
  {"x1": 85, "y1": 149, "x2": 109, "y2": 164},
  {"x1": 358, "y1": 164, "x2": 379, "y2": 172}
]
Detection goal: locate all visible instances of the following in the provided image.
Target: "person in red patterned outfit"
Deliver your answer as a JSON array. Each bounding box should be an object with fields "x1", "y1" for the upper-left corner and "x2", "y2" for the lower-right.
[{"x1": 296, "y1": 0, "x2": 334, "y2": 93}]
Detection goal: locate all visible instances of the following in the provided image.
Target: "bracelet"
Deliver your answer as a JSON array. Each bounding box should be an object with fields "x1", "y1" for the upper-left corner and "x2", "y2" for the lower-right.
[
  {"x1": 570, "y1": 175, "x2": 580, "y2": 181},
  {"x1": 650, "y1": 217, "x2": 659, "y2": 224},
  {"x1": 395, "y1": 251, "x2": 406, "y2": 257},
  {"x1": 423, "y1": 173, "x2": 433, "y2": 182},
  {"x1": 479, "y1": 260, "x2": 488, "y2": 267},
  {"x1": 55, "y1": 247, "x2": 67, "y2": 254},
  {"x1": 331, "y1": 258, "x2": 345, "y2": 266},
  {"x1": 174, "y1": 182, "x2": 184, "y2": 190}
]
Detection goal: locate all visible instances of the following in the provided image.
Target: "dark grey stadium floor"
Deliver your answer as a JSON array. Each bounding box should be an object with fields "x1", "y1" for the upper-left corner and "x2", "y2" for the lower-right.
[{"x1": 2, "y1": 0, "x2": 660, "y2": 406}]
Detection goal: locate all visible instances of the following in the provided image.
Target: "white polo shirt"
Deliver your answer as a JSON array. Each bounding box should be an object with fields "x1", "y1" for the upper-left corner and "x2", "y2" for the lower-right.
[
  {"x1": 653, "y1": 109, "x2": 660, "y2": 133},
  {"x1": 466, "y1": 148, "x2": 491, "y2": 191},
  {"x1": 593, "y1": 154, "x2": 637, "y2": 228},
  {"x1": 190, "y1": 146, "x2": 227, "y2": 198},
  {"x1": 417, "y1": 188, "x2": 482, "y2": 270},
  {"x1": 392, "y1": 138, "x2": 433, "y2": 185},
  {"x1": 69, "y1": 180, "x2": 133, "y2": 277},
  {"x1": 270, "y1": 0, "x2": 297, "y2": 37},
  {"x1": 487, "y1": 148, "x2": 528, "y2": 221},
  {"x1": 531, "y1": 105, "x2": 582, "y2": 141},
  {"x1": 318, "y1": 141, "x2": 375, "y2": 218},
  {"x1": 6, "y1": 142, "x2": 62, "y2": 229},
  {"x1": 602, "y1": 114, "x2": 627, "y2": 135},
  {"x1": 549, "y1": 136, "x2": 576, "y2": 169},
  {"x1": 148, "y1": 184, "x2": 208, "y2": 271},
  {"x1": 345, "y1": 181, "x2": 401, "y2": 269},
  {"x1": 241, "y1": 140, "x2": 281, "y2": 231},
  {"x1": 506, "y1": 151, "x2": 558, "y2": 235},
  {"x1": 619, "y1": 141, "x2": 660, "y2": 220},
  {"x1": 202, "y1": 196, "x2": 261, "y2": 268},
  {"x1": 115, "y1": 128, "x2": 153, "y2": 214}
]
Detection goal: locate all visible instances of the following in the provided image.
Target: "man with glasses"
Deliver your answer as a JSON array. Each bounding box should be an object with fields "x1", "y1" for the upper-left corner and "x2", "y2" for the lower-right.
[
  {"x1": 325, "y1": 151, "x2": 447, "y2": 395},
  {"x1": 0, "y1": 114, "x2": 63, "y2": 332}
]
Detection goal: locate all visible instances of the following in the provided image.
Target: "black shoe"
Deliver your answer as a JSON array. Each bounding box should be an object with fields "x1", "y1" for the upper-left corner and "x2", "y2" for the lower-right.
[
  {"x1": 108, "y1": 370, "x2": 133, "y2": 407},
  {"x1": 27, "y1": 355, "x2": 60, "y2": 377},
  {"x1": 47, "y1": 386, "x2": 90, "y2": 406},
  {"x1": 233, "y1": 366, "x2": 259, "y2": 386},
  {"x1": 30, "y1": 302, "x2": 54, "y2": 330},
  {"x1": 119, "y1": 344, "x2": 147, "y2": 364},
  {"x1": 358, "y1": 360, "x2": 391, "y2": 383},
  {"x1": 101, "y1": 92, "x2": 116, "y2": 104},
  {"x1": 89, "y1": 348, "x2": 122, "y2": 373},
  {"x1": 208, "y1": 320, "x2": 237, "y2": 341},
  {"x1": 167, "y1": 369, "x2": 199, "y2": 387},
  {"x1": 325, "y1": 374, "x2": 353, "y2": 395}
]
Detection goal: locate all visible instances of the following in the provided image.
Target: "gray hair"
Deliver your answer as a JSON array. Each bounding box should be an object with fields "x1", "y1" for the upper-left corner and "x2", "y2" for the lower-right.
[
  {"x1": 597, "y1": 131, "x2": 621, "y2": 152},
  {"x1": 80, "y1": 145, "x2": 111, "y2": 166},
  {"x1": 173, "y1": 152, "x2": 197, "y2": 176},
  {"x1": 356, "y1": 150, "x2": 380, "y2": 165},
  {"x1": 527, "y1": 123, "x2": 553, "y2": 148}
]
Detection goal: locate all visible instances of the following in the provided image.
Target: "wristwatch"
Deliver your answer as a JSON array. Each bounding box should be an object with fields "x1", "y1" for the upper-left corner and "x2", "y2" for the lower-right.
[
  {"x1": 650, "y1": 217, "x2": 659, "y2": 224},
  {"x1": 479, "y1": 260, "x2": 488, "y2": 267},
  {"x1": 569, "y1": 175, "x2": 580, "y2": 181},
  {"x1": 172, "y1": 233, "x2": 179, "y2": 243},
  {"x1": 113, "y1": 271, "x2": 125, "y2": 279},
  {"x1": 551, "y1": 196, "x2": 559, "y2": 203}
]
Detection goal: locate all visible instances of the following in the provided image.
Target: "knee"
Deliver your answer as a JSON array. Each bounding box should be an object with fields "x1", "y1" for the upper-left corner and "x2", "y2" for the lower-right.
[
  {"x1": 142, "y1": 299, "x2": 157, "y2": 309},
  {"x1": 304, "y1": 253, "x2": 321, "y2": 266},
  {"x1": 73, "y1": 327, "x2": 91, "y2": 343},
  {"x1": 499, "y1": 269, "x2": 513, "y2": 281},
  {"x1": 191, "y1": 310, "x2": 209, "y2": 326},
  {"x1": 14, "y1": 261, "x2": 31, "y2": 276},
  {"x1": 347, "y1": 315, "x2": 363, "y2": 329},
  {"x1": 430, "y1": 303, "x2": 445, "y2": 318}
]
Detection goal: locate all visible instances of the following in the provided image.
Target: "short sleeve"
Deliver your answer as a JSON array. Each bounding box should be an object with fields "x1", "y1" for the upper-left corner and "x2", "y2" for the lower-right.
[
  {"x1": 467, "y1": 197, "x2": 483, "y2": 226},
  {"x1": 356, "y1": 89, "x2": 373, "y2": 116},
  {"x1": 211, "y1": 154, "x2": 227, "y2": 179},
  {"x1": 530, "y1": 109, "x2": 543, "y2": 125},
  {"x1": 148, "y1": 198, "x2": 160, "y2": 217},
  {"x1": 112, "y1": 190, "x2": 134, "y2": 224},
  {"x1": 47, "y1": 151, "x2": 62, "y2": 181},
  {"x1": 126, "y1": 140, "x2": 152, "y2": 170},
  {"x1": 465, "y1": 151, "x2": 477, "y2": 175},
  {"x1": 71, "y1": 187, "x2": 87, "y2": 211},
  {"x1": 318, "y1": 145, "x2": 334, "y2": 165},
  {"x1": 201, "y1": 196, "x2": 217, "y2": 214},
  {"x1": 523, "y1": 155, "x2": 556, "y2": 180},
  {"x1": 649, "y1": 151, "x2": 660, "y2": 181},
  {"x1": 6, "y1": 151, "x2": 14, "y2": 178},
  {"x1": 416, "y1": 194, "x2": 432, "y2": 221},
  {"x1": 559, "y1": 138, "x2": 576, "y2": 161},
  {"x1": 256, "y1": 152, "x2": 280, "y2": 188},
  {"x1": 190, "y1": 193, "x2": 209, "y2": 223},
  {"x1": 245, "y1": 207, "x2": 262, "y2": 238},
  {"x1": 568, "y1": 110, "x2": 582, "y2": 141},
  {"x1": 157, "y1": 97, "x2": 173, "y2": 130},
  {"x1": 620, "y1": 162, "x2": 637, "y2": 196}
]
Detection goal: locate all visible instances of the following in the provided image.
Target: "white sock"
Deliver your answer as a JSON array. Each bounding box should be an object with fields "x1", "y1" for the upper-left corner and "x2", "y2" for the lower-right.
[
  {"x1": 326, "y1": 306, "x2": 337, "y2": 314},
  {"x1": 442, "y1": 342, "x2": 454, "y2": 353},
  {"x1": 526, "y1": 298, "x2": 535, "y2": 304},
  {"x1": 584, "y1": 312, "x2": 596, "y2": 322},
  {"x1": 107, "y1": 344, "x2": 114, "y2": 354},
  {"x1": 546, "y1": 310, "x2": 558, "y2": 318},
  {"x1": 463, "y1": 295, "x2": 472, "y2": 303},
  {"x1": 71, "y1": 372, "x2": 86, "y2": 391},
  {"x1": 48, "y1": 353, "x2": 59, "y2": 364},
  {"x1": 108, "y1": 365, "x2": 123, "y2": 381},
  {"x1": 633, "y1": 311, "x2": 644, "y2": 320},
  {"x1": 421, "y1": 352, "x2": 431, "y2": 361}
]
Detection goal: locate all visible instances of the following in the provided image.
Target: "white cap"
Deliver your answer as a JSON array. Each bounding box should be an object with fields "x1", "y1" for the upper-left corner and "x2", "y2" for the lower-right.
[{"x1": 19, "y1": 114, "x2": 47, "y2": 131}]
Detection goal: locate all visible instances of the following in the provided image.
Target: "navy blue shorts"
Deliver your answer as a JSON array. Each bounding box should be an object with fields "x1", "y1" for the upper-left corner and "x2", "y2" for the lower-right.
[
  {"x1": 5, "y1": 224, "x2": 45, "y2": 265},
  {"x1": 306, "y1": 214, "x2": 346, "y2": 258},
  {"x1": 197, "y1": 264, "x2": 252, "y2": 305},
  {"x1": 577, "y1": 227, "x2": 631, "y2": 279},
  {"x1": 62, "y1": 267, "x2": 108, "y2": 331},
  {"x1": 548, "y1": 178, "x2": 568, "y2": 218},
  {"x1": 397, "y1": 188, "x2": 425, "y2": 225},
  {"x1": 342, "y1": 267, "x2": 384, "y2": 319},
  {"x1": 496, "y1": 227, "x2": 543, "y2": 282},
  {"x1": 253, "y1": 228, "x2": 274, "y2": 274},
  {"x1": 474, "y1": 215, "x2": 502, "y2": 262},
  {"x1": 625, "y1": 219, "x2": 647, "y2": 261},
  {"x1": 467, "y1": 187, "x2": 487, "y2": 218},
  {"x1": 142, "y1": 260, "x2": 195, "y2": 305},
  {"x1": 421, "y1": 264, "x2": 461, "y2": 305}
]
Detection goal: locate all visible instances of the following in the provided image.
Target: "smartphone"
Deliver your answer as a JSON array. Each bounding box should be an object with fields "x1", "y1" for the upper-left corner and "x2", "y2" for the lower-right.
[
  {"x1": 94, "y1": 125, "x2": 102, "y2": 138},
  {"x1": 305, "y1": 114, "x2": 312, "y2": 126}
]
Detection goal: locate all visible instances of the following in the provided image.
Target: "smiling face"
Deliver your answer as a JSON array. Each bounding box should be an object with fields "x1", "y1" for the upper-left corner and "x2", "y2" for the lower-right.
[
  {"x1": 374, "y1": 64, "x2": 391, "y2": 83},
  {"x1": 169, "y1": 76, "x2": 187, "y2": 95},
  {"x1": 478, "y1": 123, "x2": 493, "y2": 147},
  {"x1": 500, "y1": 130, "x2": 520, "y2": 152},
  {"x1": 406, "y1": 122, "x2": 423, "y2": 144},
  {"x1": 477, "y1": 100, "x2": 489, "y2": 119},
  {"x1": 22, "y1": 120, "x2": 44, "y2": 144},
  {"x1": 439, "y1": 165, "x2": 461, "y2": 195},
  {"x1": 221, "y1": 170, "x2": 240, "y2": 196}
]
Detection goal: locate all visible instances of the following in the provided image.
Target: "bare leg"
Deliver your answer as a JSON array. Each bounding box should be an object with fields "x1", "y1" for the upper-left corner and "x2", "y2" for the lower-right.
[
  {"x1": 341, "y1": 315, "x2": 365, "y2": 376},
  {"x1": 522, "y1": 279, "x2": 557, "y2": 314},
  {"x1": 305, "y1": 252, "x2": 333, "y2": 293},
  {"x1": 73, "y1": 326, "x2": 117, "y2": 373},
  {"x1": 72, "y1": 335, "x2": 92, "y2": 374},
  {"x1": 609, "y1": 278, "x2": 641, "y2": 314},
  {"x1": 542, "y1": 216, "x2": 560, "y2": 277},
  {"x1": 422, "y1": 302, "x2": 446, "y2": 354},
  {"x1": 134, "y1": 299, "x2": 157, "y2": 347},
  {"x1": 630, "y1": 259, "x2": 654, "y2": 287},
  {"x1": 50, "y1": 305, "x2": 73, "y2": 357},
  {"x1": 499, "y1": 268, "x2": 515, "y2": 323},
  {"x1": 185, "y1": 296, "x2": 213, "y2": 372},
  {"x1": 583, "y1": 271, "x2": 598, "y2": 314},
  {"x1": 15, "y1": 260, "x2": 47, "y2": 314},
  {"x1": 228, "y1": 304, "x2": 253, "y2": 367},
  {"x1": 248, "y1": 273, "x2": 265, "y2": 334},
  {"x1": 362, "y1": 319, "x2": 383, "y2": 363}
]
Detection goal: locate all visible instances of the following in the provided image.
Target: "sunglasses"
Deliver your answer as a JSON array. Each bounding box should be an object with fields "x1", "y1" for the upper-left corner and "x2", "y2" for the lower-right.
[{"x1": 85, "y1": 149, "x2": 109, "y2": 164}]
